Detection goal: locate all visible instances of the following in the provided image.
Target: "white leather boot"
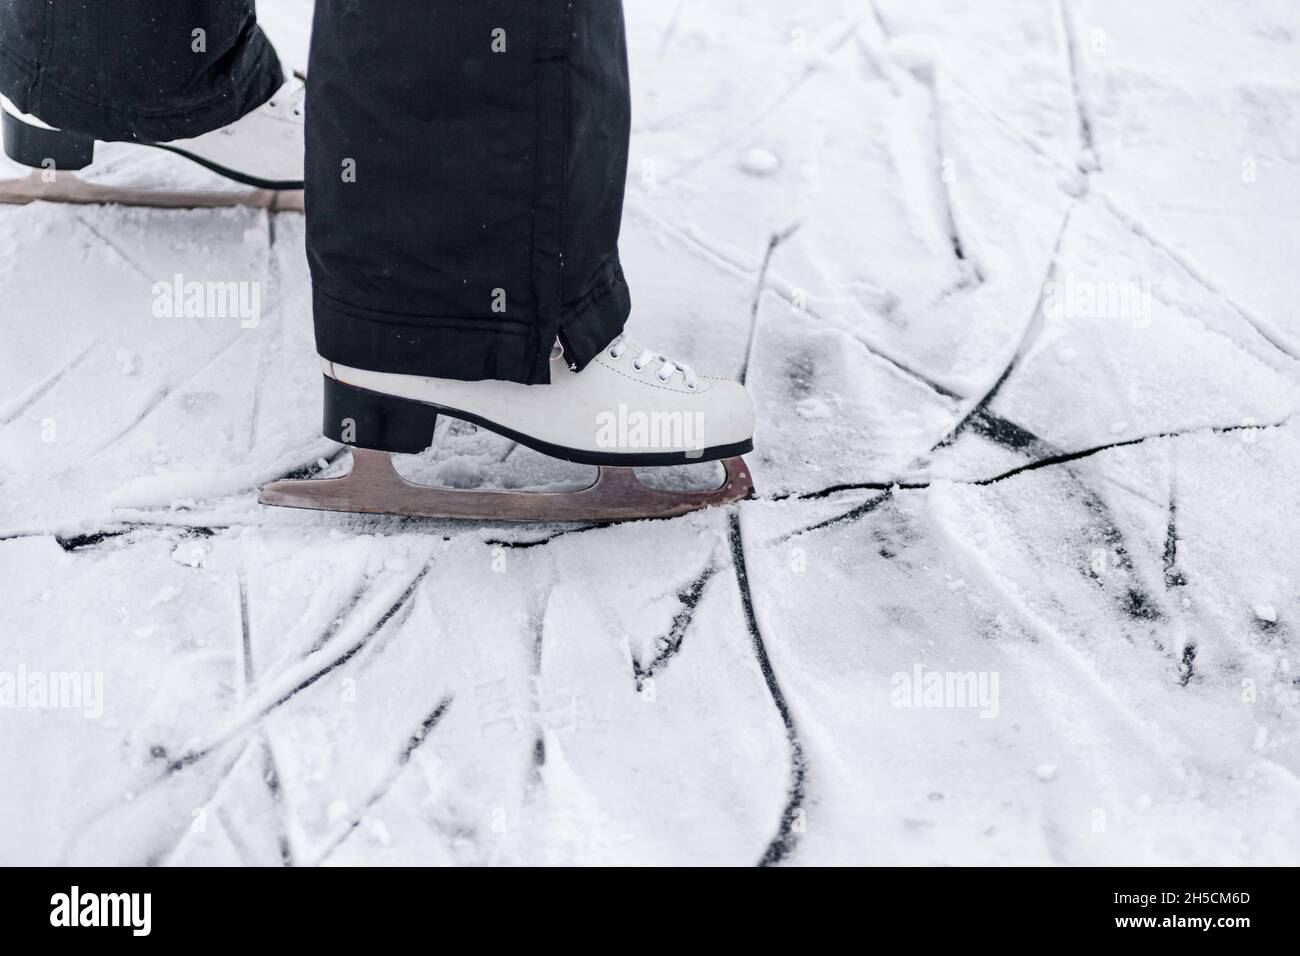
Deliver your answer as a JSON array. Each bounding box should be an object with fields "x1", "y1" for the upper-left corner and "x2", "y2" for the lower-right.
[
  {"x1": 322, "y1": 335, "x2": 755, "y2": 466},
  {"x1": 1, "y1": 76, "x2": 304, "y2": 196}
]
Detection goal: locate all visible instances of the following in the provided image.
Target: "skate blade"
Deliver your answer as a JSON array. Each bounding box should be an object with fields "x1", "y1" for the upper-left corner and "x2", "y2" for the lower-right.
[
  {"x1": 0, "y1": 169, "x2": 303, "y2": 211},
  {"x1": 259, "y1": 448, "x2": 755, "y2": 524}
]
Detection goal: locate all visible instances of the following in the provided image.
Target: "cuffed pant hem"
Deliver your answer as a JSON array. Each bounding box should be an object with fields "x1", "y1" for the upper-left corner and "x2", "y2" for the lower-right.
[
  {"x1": 313, "y1": 262, "x2": 630, "y2": 387},
  {"x1": 557, "y1": 259, "x2": 632, "y2": 375},
  {"x1": 0, "y1": 30, "x2": 283, "y2": 142}
]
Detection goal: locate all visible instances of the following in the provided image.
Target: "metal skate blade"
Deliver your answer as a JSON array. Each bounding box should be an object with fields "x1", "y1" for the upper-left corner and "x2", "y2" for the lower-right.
[
  {"x1": 0, "y1": 169, "x2": 303, "y2": 211},
  {"x1": 260, "y1": 448, "x2": 755, "y2": 524}
]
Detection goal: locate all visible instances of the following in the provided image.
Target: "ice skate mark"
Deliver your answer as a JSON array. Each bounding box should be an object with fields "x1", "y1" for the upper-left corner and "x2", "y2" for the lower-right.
[
  {"x1": 796, "y1": 419, "x2": 1290, "y2": 499},
  {"x1": 246, "y1": 213, "x2": 289, "y2": 452},
  {"x1": 943, "y1": 170, "x2": 976, "y2": 269},
  {"x1": 657, "y1": 0, "x2": 687, "y2": 57},
  {"x1": 782, "y1": 348, "x2": 818, "y2": 402},
  {"x1": 86, "y1": 385, "x2": 171, "y2": 458},
  {"x1": 853, "y1": 332, "x2": 962, "y2": 399},
  {"x1": 313, "y1": 696, "x2": 454, "y2": 866},
  {"x1": 0, "y1": 339, "x2": 97, "y2": 425},
  {"x1": 970, "y1": 417, "x2": 1161, "y2": 626},
  {"x1": 868, "y1": 0, "x2": 891, "y2": 39},
  {"x1": 1163, "y1": 496, "x2": 1187, "y2": 590},
  {"x1": 49, "y1": 523, "x2": 211, "y2": 552},
  {"x1": 632, "y1": 560, "x2": 720, "y2": 690},
  {"x1": 162, "y1": 565, "x2": 431, "y2": 773},
  {"x1": 886, "y1": 39, "x2": 985, "y2": 285},
  {"x1": 154, "y1": 742, "x2": 207, "y2": 774},
  {"x1": 91, "y1": 745, "x2": 242, "y2": 861},
  {"x1": 968, "y1": 407, "x2": 1045, "y2": 453},
  {"x1": 87, "y1": 330, "x2": 249, "y2": 459},
  {"x1": 247, "y1": 353, "x2": 268, "y2": 453},
  {"x1": 1119, "y1": 587, "x2": 1161, "y2": 623},
  {"x1": 945, "y1": 74, "x2": 1081, "y2": 185},
  {"x1": 238, "y1": 570, "x2": 254, "y2": 689},
  {"x1": 528, "y1": 609, "x2": 546, "y2": 772},
  {"x1": 666, "y1": 18, "x2": 861, "y2": 184},
  {"x1": 788, "y1": 419, "x2": 1286, "y2": 624},
  {"x1": 261, "y1": 737, "x2": 294, "y2": 866},
  {"x1": 852, "y1": 17, "x2": 901, "y2": 91},
  {"x1": 50, "y1": 522, "x2": 215, "y2": 552},
  {"x1": 1057, "y1": 0, "x2": 1099, "y2": 173},
  {"x1": 528, "y1": 603, "x2": 545, "y2": 674},
  {"x1": 861, "y1": 338, "x2": 963, "y2": 401},
  {"x1": 871, "y1": 0, "x2": 1092, "y2": 190},
  {"x1": 740, "y1": 224, "x2": 802, "y2": 385},
  {"x1": 1100, "y1": 195, "x2": 1300, "y2": 362},
  {"x1": 483, "y1": 523, "x2": 598, "y2": 549},
  {"x1": 933, "y1": 210, "x2": 1075, "y2": 450},
  {"x1": 784, "y1": 474, "x2": 899, "y2": 508},
  {"x1": 403, "y1": 698, "x2": 454, "y2": 764},
  {"x1": 138, "y1": 739, "x2": 255, "y2": 866},
  {"x1": 71, "y1": 213, "x2": 155, "y2": 282},
  {"x1": 273, "y1": 568, "x2": 427, "y2": 706},
  {"x1": 760, "y1": 280, "x2": 963, "y2": 401},
  {"x1": 1252, "y1": 613, "x2": 1282, "y2": 636},
  {"x1": 214, "y1": 806, "x2": 259, "y2": 866},
  {"x1": 960, "y1": 409, "x2": 1156, "y2": 626},
  {"x1": 968, "y1": 417, "x2": 1289, "y2": 488},
  {"x1": 931, "y1": 520, "x2": 1186, "y2": 773},
  {"x1": 728, "y1": 514, "x2": 807, "y2": 866},
  {"x1": 256, "y1": 215, "x2": 312, "y2": 321},
  {"x1": 784, "y1": 488, "x2": 894, "y2": 540},
  {"x1": 1179, "y1": 643, "x2": 1197, "y2": 688},
  {"x1": 54, "y1": 528, "x2": 134, "y2": 551},
  {"x1": 627, "y1": 200, "x2": 756, "y2": 279},
  {"x1": 300, "y1": 578, "x2": 374, "y2": 658}
]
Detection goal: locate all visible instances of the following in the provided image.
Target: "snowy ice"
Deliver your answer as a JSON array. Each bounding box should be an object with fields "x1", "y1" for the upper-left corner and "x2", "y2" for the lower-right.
[{"x1": 1, "y1": 1, "x2": 1298, "y2": 866}]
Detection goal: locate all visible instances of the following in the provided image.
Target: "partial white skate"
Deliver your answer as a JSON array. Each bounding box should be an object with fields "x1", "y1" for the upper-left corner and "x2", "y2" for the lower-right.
[
  {"x1": 261, "y1": 336, "x2": 757, "y2": 523},
  {"x1": 0, "y1": 77, "x2": 304, "y2": 211}
]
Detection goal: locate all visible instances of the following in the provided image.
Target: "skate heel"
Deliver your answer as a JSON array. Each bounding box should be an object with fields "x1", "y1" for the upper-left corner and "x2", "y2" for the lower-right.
[
  {"x1": 2, "y1": 109, "x2": 95, "y2": 170},
  {"x1": 322, "y1": 374, "x2": 439, "y2": 454}
]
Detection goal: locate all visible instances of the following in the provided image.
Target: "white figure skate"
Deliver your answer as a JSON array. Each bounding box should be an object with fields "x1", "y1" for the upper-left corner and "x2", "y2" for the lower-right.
[
  {"x1": 0, "y1": 76, "x2": 304, "y2": 211},
  {"x1": 261, "y1": 337, "x2": 757, "y2": 523}
]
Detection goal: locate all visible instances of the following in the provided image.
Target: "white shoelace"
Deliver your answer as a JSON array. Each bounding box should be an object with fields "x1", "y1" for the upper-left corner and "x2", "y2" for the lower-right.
[
  {"x1": 608, "y1": 335, "x2": 698, "y2": 388},
  {"x1": 266, "y1": 75, "x2": 307, "y2": 118}
]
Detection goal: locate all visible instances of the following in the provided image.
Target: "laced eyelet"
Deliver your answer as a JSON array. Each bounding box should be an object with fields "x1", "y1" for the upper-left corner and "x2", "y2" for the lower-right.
[
  {"x1": 657, "y1": 372, "x2": 671, "y2": 383},
  {"x1": 632, "y1": 361, "x2": 646, "y2": 372}
]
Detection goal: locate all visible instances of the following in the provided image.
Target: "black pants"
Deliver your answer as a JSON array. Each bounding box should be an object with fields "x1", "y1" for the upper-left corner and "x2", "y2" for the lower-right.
[{"x1": 0, "y1": 1, "x2": 632, "y2": 385}]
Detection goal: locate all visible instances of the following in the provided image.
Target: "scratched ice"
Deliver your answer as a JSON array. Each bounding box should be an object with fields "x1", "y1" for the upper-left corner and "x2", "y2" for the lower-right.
[{"x1": 0, "y1": 0, "x2": 1297, "y2": 865}]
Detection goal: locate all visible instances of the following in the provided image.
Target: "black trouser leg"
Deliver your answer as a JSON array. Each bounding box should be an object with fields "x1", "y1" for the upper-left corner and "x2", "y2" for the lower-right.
[
  {"x1": 0, "y1": 1, "x2": 282, "y2": 141},
  {"x1": 306, "y1": 0, "x2": 632, "y2": 386}
]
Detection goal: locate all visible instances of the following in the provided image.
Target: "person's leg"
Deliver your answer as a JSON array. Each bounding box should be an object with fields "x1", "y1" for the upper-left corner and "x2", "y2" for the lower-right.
[
  {"x1": 0, "y1": 0, "x2": 283, "y2": 142},
  {"x1": 306, "y1": 0, "x2": 632, "y2": 386}
]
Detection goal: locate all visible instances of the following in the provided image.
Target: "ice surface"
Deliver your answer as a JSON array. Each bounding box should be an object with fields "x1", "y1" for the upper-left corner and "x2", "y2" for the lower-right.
[{"x1": 1, "y1": 1, "x2": 1298, "y2": 865}]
